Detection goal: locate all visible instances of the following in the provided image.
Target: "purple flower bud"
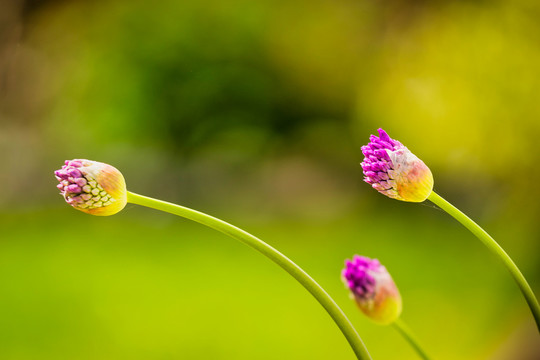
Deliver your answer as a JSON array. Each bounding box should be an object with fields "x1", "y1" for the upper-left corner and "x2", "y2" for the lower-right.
[
  {"x1": 342, "y1": 255, "x2": 402, "y2": 324},
  {"x1": 361, "y1": 129, "x2": 433, "y2": 202},
  {"x1": 54, "y1": 159, "x2": 127, "y2": 216}
]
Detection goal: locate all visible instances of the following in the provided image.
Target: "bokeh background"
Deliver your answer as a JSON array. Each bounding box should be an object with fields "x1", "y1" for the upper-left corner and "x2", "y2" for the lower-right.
[{"x1": 1, "y1": 0, "x2": 539, "y2": 359}]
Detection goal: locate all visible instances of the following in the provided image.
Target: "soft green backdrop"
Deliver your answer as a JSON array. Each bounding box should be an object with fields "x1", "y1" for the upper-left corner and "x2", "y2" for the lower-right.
[{"x1": 1, "y1": 0, "x2": 539, "y2": 359}]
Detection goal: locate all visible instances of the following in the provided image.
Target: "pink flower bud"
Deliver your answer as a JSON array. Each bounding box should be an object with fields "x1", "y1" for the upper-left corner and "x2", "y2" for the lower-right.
[
  {"x1": 342, "y1": 255, "x2": 402, "y2": 325},
  {"x1": 54, "y1": 159, "x2": 127, "y2": 216},
  {"x1": 361, "y1": 129, "x2": 433, "y2": 202}
]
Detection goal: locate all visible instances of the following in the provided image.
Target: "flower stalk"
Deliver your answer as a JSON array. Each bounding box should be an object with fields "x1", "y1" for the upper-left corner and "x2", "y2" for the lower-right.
[
  {"x1": 126, "y1": 191, "x2": 372, "y2": 359},
  {"x1": 392, "y1": 319, "x2": 431, "y2": 360},
  {"x1": 427, "y1": 191, "x2": 540, "y2": 332}
]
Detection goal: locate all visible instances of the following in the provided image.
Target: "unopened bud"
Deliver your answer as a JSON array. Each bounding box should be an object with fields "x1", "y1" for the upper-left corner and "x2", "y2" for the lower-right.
[
  {"x1": 54, "y1": 159, "x2": 127, "y2": 216},
  {"x1": 361, "y1": 129, "x2": 433, "y2": 202},
  {"x1": 342, "y1": 255, "x2": 402, "y2": 325}
]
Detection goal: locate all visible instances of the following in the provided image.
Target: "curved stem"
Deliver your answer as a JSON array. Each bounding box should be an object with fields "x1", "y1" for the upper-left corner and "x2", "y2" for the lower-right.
[
  {"x1": 428, "y1": 191, "x2": 540, "y2": 332},
  {"x1": 127, "y1": 191, "x2": 372, "y2": 359},
  {"x1": 392, "y1": 319, "x2": 431, "y2": 360}
]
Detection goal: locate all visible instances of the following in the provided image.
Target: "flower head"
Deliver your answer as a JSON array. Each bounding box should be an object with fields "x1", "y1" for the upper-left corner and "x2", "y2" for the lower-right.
[
  {"x1": 361, "y1": 128, "x2": 433, "y2": 202},
  {"x1": 342, "y1": 255, "x2": 402, "y2": 324},
  {"x1": 54, "y1": 159, "x2": 127, "y2": 216}
]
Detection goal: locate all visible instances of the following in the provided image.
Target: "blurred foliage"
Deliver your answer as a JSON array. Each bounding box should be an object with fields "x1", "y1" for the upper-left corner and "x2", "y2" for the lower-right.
[
  {"x1": 0, "y1": 207, "x2": 537, "y2": 360},
  {"x1": 1, "y1": 0, "x2": 540, "y2": 358},
  {"x1": 24, "y1": 0, "x2": 362, "y2": 156}
]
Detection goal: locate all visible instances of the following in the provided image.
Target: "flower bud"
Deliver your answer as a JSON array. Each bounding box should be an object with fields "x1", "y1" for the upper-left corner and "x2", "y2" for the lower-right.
[
  {"x1": 342, "y1": 255, "x2": 402, "y2": 325},
  {"x1": 361, "y1": 128, "x2": 433, "y2": 202},
  {"x1": 54, "y1": 159, "x2": 127, "y2": 216}
]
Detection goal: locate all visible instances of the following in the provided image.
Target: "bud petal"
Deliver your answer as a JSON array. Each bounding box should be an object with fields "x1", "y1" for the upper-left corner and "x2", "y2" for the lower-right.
[
  {"x1": 54, "y1": 159, "x2": 127, "y2": 216},
  {"x1": 342, "y1": 255, "x2": 402, "y2": 325},
  {"x1": 361, "y1": 129, "x2": 433, "y2": 202}
]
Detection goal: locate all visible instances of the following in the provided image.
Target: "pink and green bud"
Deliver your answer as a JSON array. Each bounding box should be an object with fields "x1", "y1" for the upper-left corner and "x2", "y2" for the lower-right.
[
  {"x1": 361, "y1": 128, "x2": 433, "y2": 202},
  {"x1": 54, "y1": 159, "x2": 127, "y2": 216},
  {"x1": 342, "y1": 255, "x2": 402, "y2": 325}
]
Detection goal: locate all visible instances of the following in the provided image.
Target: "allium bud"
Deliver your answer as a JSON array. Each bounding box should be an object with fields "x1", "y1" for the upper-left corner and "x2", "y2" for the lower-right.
[
  {"x1": 54, "y1": 159, "x2": 127, "y2": 216},
  {"x1": 361, "y1": 128, "x2": 433, "y2": 202},
  {"x1": 342, "y1": 255, "x2": 402, "y2": 325}
]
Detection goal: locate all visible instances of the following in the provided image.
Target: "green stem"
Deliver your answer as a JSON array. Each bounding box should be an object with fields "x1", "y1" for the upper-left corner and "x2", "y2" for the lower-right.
[
  {"x1": 127, "y1": 191, "x2": 372, "y2": 360},
  {"x1": 392, "y1": 319, "x2": 431, "y2": 360},
  {"x1": 428, "y1": 191, "x2": 540, "y2": 332}
]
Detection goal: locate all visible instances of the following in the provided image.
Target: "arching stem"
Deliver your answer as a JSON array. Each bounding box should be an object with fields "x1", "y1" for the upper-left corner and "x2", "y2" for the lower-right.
[{"x1": 127, "y1": 191, "x2": 372, "y2": 359}]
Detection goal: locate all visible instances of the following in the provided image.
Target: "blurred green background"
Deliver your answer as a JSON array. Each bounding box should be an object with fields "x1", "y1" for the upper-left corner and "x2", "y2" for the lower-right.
[{"x1": 1, "y1": 0, "x2": 539, "y2": 359}]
